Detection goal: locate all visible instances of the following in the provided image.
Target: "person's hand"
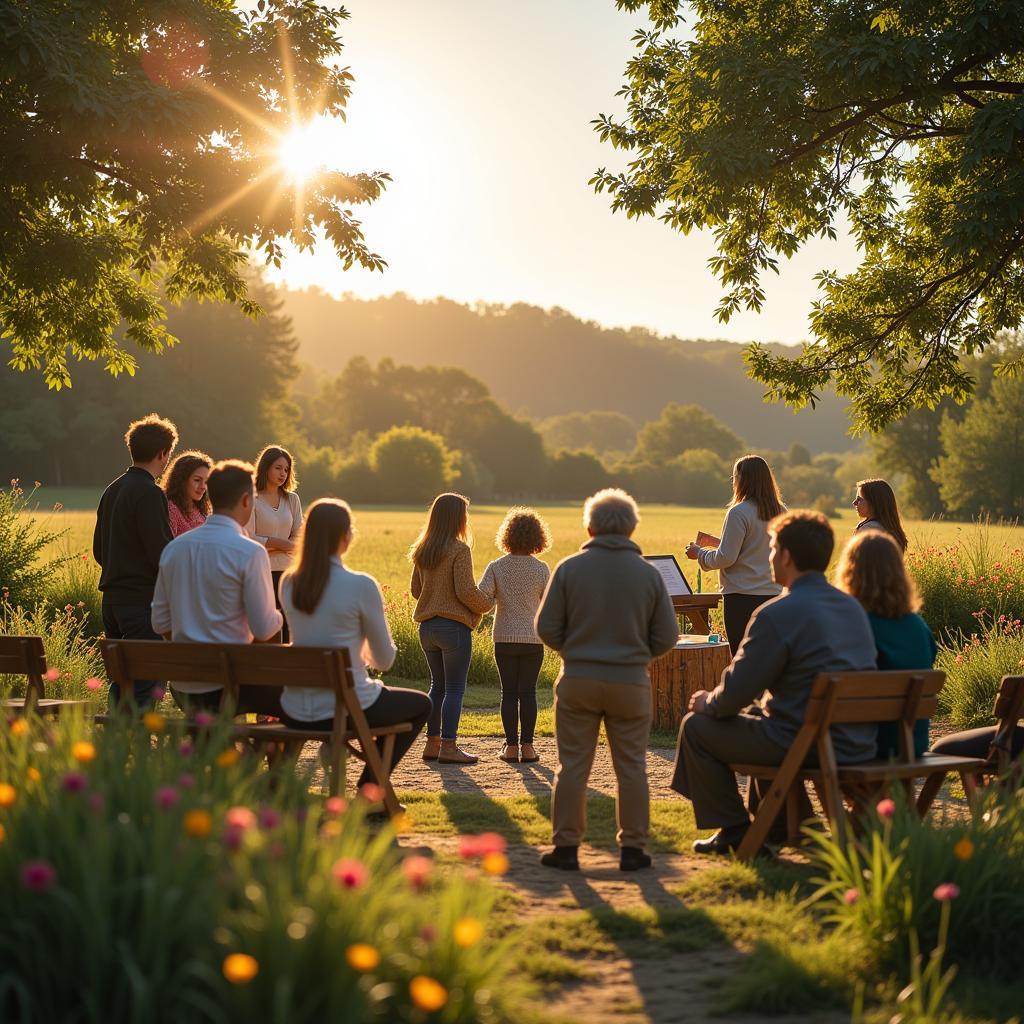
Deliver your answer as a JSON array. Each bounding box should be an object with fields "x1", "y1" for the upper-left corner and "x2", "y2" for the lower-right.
[
  {"x1": 684, "y1": 542, "x2": 700, "y2": 560},
  {"x1": 688, "y1": 689, "x2": 709, "y2": 714}
]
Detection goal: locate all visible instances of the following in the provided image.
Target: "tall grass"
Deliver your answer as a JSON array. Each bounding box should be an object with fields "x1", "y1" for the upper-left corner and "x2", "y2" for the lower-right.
[{"x1": 0, "y1": 482, "x2": 70, "y2": 609}]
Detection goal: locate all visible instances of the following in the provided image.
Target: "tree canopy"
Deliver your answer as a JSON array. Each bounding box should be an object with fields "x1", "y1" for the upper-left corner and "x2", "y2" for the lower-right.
[
  {"x1": 595, "y1": 0, "x2": 1024, "y2": 431},
  {"x1": 0, "y1": 0, "x2": 387, "y2": 387}
]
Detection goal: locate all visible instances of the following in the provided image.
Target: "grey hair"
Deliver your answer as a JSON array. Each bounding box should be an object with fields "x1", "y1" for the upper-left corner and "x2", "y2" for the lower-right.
[{"x1": 584, "y1": 488, "x2": 640, "y2": 536}]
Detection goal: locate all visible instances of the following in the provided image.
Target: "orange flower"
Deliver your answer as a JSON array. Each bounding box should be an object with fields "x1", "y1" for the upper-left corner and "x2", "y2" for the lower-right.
[
  {"x1": 453, "y1": 917, "x2": 483, "y2": 947},
  {"x1": 71, "y1": 741, "x2": 96, "y2": 764},
  {"x1": 0, "y1": 783, "x2": 16, "y2": 807},
  {"x1": 482, "y1": 851, "x2": 509, "y2": 876},
  {"x1": 10, "y1": 719, "x2": 29, "y2": 738},
  {"x1": 215, "y1": 748, "x2": 240, "y2": 768},
  {"x1": 953, "y1": 836, "x2": 975, "y2": 861},
  {"x1": 27, "y1": 767, "x2": 41, "y2": 783},
  {"x1": 142, "y1": 712, "x2": 166, "y2": 734},
  {"x1": 0, "y1": 822, "x2": 5, "y2": 843},
  {"x1": 345, "y1": 943, "x2": 381, "y2": 971},
  {"x1": 183, "y1": 809, "x2": 213, "y2": 839},
  {"x1": 409, "y1": 976, "x2": 448, "y2": 1012},
  {"x1": 222, "y1": 953, "x2": 259, "y2": 984}
]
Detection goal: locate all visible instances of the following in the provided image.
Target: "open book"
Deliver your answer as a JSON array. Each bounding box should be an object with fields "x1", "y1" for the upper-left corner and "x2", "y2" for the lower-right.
[{"x1": 695, "y1": 530, "x2": 721, "y2": 548}]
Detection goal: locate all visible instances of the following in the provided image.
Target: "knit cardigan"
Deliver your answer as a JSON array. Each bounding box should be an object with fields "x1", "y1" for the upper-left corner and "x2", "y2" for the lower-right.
[{"x1": 410, "y1": 541, "x2": 493, "y2": 629}]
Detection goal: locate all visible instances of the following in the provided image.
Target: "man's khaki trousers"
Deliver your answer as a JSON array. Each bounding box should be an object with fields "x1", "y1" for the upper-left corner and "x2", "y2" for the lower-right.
[{"x1": 551, "y1": 675, "x2": 652, "y2": 849}]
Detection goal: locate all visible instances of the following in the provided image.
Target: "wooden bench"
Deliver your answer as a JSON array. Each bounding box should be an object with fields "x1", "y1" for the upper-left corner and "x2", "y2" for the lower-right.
[
  {"x1": 917, "y1": 674, "x2": 1024, "y2": 809},
  {"x1": 0, "y1": 634, "x2": 91, "y2": 715},
  {"x1": 99, "y1": 639, "x2": 411, "y2": 816},
  {"x1": 729, "y1": 670, "x2": 986, "y2": 861}
]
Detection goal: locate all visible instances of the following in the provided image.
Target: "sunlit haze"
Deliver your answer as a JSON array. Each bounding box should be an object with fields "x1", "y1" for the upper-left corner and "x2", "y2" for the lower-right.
[{"x1": 265, "y1": 0, "x2": 861, "y2": 344}]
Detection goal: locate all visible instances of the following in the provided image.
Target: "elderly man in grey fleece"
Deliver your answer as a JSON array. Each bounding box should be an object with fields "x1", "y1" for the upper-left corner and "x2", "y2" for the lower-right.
[
  {"x1": 672, "y1": 510, "x2": 878, "y2": 856},
  {"x1": 537, "y1": 489, "x2": 679, "y2": 873}
]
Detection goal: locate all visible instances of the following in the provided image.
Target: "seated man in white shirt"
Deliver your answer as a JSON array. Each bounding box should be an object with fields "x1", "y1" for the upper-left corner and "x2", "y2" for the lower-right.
[{"x1": 151, "y1": 459, "x2": 285, "y2": 715}]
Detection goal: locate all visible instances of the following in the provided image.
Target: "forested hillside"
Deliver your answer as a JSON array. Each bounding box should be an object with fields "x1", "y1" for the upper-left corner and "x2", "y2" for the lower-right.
[{"x1": 280, "y1": 290, "x2": 855, "y2": 452}]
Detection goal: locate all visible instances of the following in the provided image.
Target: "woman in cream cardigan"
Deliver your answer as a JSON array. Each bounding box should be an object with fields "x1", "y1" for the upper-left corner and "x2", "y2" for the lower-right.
[{"x1": 246, "y1": 444, "x2": 303, "y2": 641}]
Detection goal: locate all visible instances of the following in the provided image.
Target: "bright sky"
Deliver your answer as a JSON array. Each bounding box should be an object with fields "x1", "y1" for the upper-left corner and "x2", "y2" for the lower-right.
[{"x1": 266, "y1": 0, "x2": 861, "y2": 345}]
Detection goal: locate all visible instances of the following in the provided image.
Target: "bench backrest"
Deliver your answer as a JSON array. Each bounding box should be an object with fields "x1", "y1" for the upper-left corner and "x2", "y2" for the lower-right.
[
  {"x1": 0, "y1": 635, "x2": 48, "y2": 706},
  {"x1": 991, "y1": 675, "x2": 1024, "y2": 771},
  {"x1": 804, "y1": 670, "x2": 945, "y2": 763}
]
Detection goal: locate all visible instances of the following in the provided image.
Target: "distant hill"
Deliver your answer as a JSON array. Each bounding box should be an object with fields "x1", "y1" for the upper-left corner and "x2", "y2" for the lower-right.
[{"x1": 279, "y1": 289, "x2": 856, "y2": 452}]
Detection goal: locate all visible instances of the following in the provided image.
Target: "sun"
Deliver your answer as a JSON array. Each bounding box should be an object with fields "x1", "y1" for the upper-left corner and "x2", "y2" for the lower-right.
[{"x1": 276, "y1": 120, "x2": 329, "y2": 184}]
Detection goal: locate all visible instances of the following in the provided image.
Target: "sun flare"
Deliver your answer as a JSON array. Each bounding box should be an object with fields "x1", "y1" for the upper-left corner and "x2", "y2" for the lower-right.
[{"x1": 276, "y1": 120, "x2": 330, "y2": 184}]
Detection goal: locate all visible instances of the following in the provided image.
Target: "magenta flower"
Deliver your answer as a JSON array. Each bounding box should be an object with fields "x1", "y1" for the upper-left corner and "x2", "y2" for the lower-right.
[
  {"x1": 178, "y1": 740, "x2": 194, "y2": 758},
  {"x1": 933, "y1": 883, "x2": 960, "y2": 902},
  {"x1": 193, "y1": 711, "x2": 215, "y2": 728},
  {"x1": 843, "y1": 888, "x2": 859, "y2": 905},
  {"x1": 61, "y1": 771, "x2": 88, "y2": 794},
  {"x1": 332, "y1": 858, "x2": 369, "y2": 889},
  {"x1": 257, "y1": 807, "x2": 281, "y2": 831},
  {"x1": 876, "y1": 798, "x2": 896, "y2": 819},
  {"x1": 177, "y1": 772, "x2": 196, "y2": 790},
  {"x1": 151, "y1": 686, "x2": 166, "y2": 702},
  {"x1": 221, "y1": 828, "x2": 244, "y2": 852},
  {"x1": 21, "y1": 860, "x2": 57, "y2": 892},
  {"x1": 155, "y1": 785, "x2": 180, "y2": 811}
]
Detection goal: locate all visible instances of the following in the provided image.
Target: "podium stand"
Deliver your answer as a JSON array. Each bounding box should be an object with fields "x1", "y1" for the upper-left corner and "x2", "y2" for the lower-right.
[{"x1": 671, "y1": 594, "x2": 721, "y2": 635}]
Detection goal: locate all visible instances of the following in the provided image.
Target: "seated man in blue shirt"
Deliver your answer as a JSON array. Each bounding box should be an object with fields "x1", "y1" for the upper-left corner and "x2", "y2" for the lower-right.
[{"x1": 671, "y1": 511, "x2": 878, "y2": 855}]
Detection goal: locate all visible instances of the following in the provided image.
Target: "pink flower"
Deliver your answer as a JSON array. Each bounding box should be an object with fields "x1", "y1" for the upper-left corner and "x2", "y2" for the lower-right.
[
  {"x1": 225, "y1": 806, "x2": 256, "y2": 831},
  {"x1": 84, "y1": 677, "x2": 103, "y2": 692},
  {"x1": 178, "y1": 740, "x2": 194, "y2": 758},
  {"x1": 933, "y1": 882, "x2": 960, "y2": 902},
  {"x1": 332, "y1": 858, "x2": 369, "y2": 889},
  {"x1": 876, "y1": 798, "x2": 896, "y2": 819},
  {"x1": 43, "y1": 668, "x2": 60, "y2": 682},
  {"x1": 177, "y1": 772, "x2": 195, "y2": 790},
  {"x1": 61, "y1": 771, "x2": 88, "y2": 794},
  {"x1": 155, "y1": 786, "x2": 180, "y2": 810},
  {"x1": 402, "y1": 855, "x2": 433, "y2": 890},
  {"x1": 257, "y1": 807, "x2": 281, "y2": 831},
  {"x1": 193, "y1": 711, "x2": 215, "y2": 728},
  {"x1": 843, "y1": 888, "x2": 859, "y2": 905},
  {"x1": 151, "y1": 686, "x2": 166, "y2": 702},
  {"x1": 324, "y1": 796, "x2": 347, "y2": 816},
  {"x1": 20, "y1": 860, "x2": 57, "y2": 892},
  {"x1": 359, "y1": 783, "x2": 385, "y2": 803},
  {"x1": 458, "y1": 832, "x2": 508, "y2": 859}
]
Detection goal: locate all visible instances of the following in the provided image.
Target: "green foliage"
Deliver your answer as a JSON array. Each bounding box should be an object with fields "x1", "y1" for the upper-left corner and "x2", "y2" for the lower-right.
[
  {"x1": 906, "y1": 531, "x2": 1024, "y2": 639},
  {"x1": 810, "y1": 793, "x2": 1024, "y2": 982},
  {"x1": 634, "y1": 402, "x2": 743, "y2": 462},
  {"x1": 1, "y1": 0, "x2": 388, "y2": 388},
  {"x1": 369, "y1": 426, "x2": 455, "y2": 504},
  {"x1": 598, "y1": 1, "x2": 1024, "y2": 431},
  {"x1": 937, "y1": 618, "x2": 1024, "y2": 728},
  {"x1": 0, "y1": 482, "x2": 68, "y2": 608},
  {"x1": 778, "y1": 462, "x2": 843, "y2": 509},
  {"x1": 538, "y1": 411, "x2": 637, "y2": 457},
  {"x1": 542, "y1": 450, "x2": 610, "y2": 499},
  {"x1": 0, "y1": 712, "x2": 514, "y2": 1022},
  {"x1": 935, "y1": 374, "x2": 1024, "y2": 519}
]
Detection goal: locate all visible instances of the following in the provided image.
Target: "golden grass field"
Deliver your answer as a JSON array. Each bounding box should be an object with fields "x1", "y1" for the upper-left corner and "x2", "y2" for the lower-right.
[{"x1": 33, "y1": 498, "x2": 1024, "y2": 595}]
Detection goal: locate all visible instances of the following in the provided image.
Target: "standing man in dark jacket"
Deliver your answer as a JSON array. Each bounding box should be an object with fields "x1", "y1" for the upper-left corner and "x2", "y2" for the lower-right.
[
  {"x1": 93, "y1": 414, "x2": 178, "y2": 708},
  {"x1": 537, "y1": 488, "x2": 679, "y2": 873}
]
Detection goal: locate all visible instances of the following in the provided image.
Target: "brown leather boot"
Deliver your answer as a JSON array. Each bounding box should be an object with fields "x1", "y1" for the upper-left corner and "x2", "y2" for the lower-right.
[
  {"x1": 422, "y1": 736, "x2": 441, "y2": 761},
  {"x1": 438, "y1": 740, "x2": 478, "y2": 765}
]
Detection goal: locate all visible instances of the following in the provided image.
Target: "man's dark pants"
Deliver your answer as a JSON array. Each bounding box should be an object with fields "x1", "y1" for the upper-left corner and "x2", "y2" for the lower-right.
[{"x1": 102, "y1": 600, "x2": 162, "y2": 710}]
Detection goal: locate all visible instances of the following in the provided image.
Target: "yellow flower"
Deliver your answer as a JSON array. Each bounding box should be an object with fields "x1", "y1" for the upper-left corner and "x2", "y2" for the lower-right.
[
  {"x1": 10, "y1": 719, "x2": 29, "y2": 738},
  {"x1": 215, "y1": 748, "x2": 240, "y2": 768},
  {"x1": 26, "y1": 767, "x2": 41, "y2": 783},
  {"x1": 482, "y1": 851, "x2": 509, "y2": 876},
  {"x1": 183, "y1": 809, "x2": 213, "y2": 839},
  {"x1": 409, "y1": 975, "x2": 448, "y2": 1012},
  {"x1": 222, "y1": 953, "x2": 259, "y2": 984},
  {"x1": 953, "y1": 836, "x2": 975, "y2": 861},
  {"x1": 71, "y1": 741, "x2": 96, "y2": 764},
  {"x1": 142, "y1": 713, "x2": 166, "y2": 734},
  {"x1": 345, "y1": 943, "x2": 381, "y2": 972},
  {"x1": 453, "y1": 917, "x2": 483, "y2": 948},
  {"x1": 320, "y1": 820, "x2": 342, "y2": 839},
  {"x1": 391, "y1": 811, "x2": 412, "y2": 833},
  {"x1": 0, "y1": 783, "x2": 16, "y2": 807}
]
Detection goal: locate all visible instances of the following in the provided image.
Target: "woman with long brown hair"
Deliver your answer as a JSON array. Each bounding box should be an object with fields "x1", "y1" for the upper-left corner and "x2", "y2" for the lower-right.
[
  {"x1": 835, "y1": 530, "x2": 935, "y2": 757},
  {"x1": 685, "y1": 454, "x2": 786, "y2": 653},
  {"x1": 409, "y1": 493, "x2": 493, "y2": 764},
  {"x1": 279, "y1": 499, "x2": 431, "y2": 786},
  {"x1": 163, "y1": 451, "x2": 212, "y2": 537},
  {"x1": 853, "y1": 478, "x2": 908, "y2": 553},
  {"x1": 246, "y1": 444, "x2": 303, "y2": 640}
]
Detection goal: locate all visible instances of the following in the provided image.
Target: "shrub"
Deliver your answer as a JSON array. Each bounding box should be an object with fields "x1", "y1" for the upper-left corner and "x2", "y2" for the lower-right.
[
  {"x1": 907, "y1": 530, "x2": 1024, "y2": 639},
  {"x1": 45, "y1": 544, "x2": 103, "y2": 638},
  {"x1": 0, "y1": 712, "x2": 515, "y2": 1022},
  {"x1": 936, "y1": 617, "x2": 1024, "y2": 727},
  {"x1": 810, "y1": 792, "x2": 1024, "y2": 983},
  {"x1": 0, "y1": 482, "x2": 70, "y2": 609},
  {"x1": 369, "y1": 426, "x2": 456, "y2": 504}
]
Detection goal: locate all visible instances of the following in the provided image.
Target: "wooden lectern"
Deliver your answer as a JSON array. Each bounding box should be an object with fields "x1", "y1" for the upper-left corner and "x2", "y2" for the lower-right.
[{"x1": 671, "y1": 593, "x2": 721, "y2": 634}]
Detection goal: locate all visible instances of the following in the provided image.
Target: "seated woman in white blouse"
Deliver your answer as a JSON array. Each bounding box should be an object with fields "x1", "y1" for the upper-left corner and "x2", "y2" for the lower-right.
[{"x1": 279, "y1": 499, "x2": 431, "y2": 791}]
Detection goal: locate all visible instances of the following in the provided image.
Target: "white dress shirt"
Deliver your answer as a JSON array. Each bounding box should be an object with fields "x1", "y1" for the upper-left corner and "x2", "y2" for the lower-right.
[
  {"x1": 151, "y1": 514, "x2": 283, "y2": 693},
  {"x1": 279, "y1": 557, "x2": 397, "y2": 718}
]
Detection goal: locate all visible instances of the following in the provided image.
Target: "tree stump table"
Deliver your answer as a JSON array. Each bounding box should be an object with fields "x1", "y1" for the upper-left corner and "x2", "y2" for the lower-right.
[{"x1": 650, "y1": 637, "x2": 732, "y2": 732}]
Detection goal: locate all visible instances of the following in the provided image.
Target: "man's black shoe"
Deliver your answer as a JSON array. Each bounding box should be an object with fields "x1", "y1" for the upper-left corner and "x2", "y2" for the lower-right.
[
  {"x1": 540, "y1": 845, "x2": 579, "y2": 871},
  {"x1": 692, "y1": 824, "x2": 750, "y2": 856},
  {"x1": 620, "y1": 846, "x2": 652, "y2": 871}
]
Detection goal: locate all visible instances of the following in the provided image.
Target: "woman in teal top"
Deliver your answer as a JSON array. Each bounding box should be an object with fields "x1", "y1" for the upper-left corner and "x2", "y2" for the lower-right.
[{"x1": 835, "y1": 530, "x2": 935, "y2": 757}]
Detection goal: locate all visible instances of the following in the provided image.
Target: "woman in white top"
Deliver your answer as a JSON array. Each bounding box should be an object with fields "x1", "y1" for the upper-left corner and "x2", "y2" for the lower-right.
[
  {"x1": 685, "y1": 455, "x2": 786, "y2": 654},
  {"x1": 279, "y1": 499, "x2": 431, "y2": 789},
  {"x1": 478, "y1": 508, "x2": 551, "y2": 764},
  {"x1": 246, "y1": 445, "x2": 303, "y2": 641}
]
